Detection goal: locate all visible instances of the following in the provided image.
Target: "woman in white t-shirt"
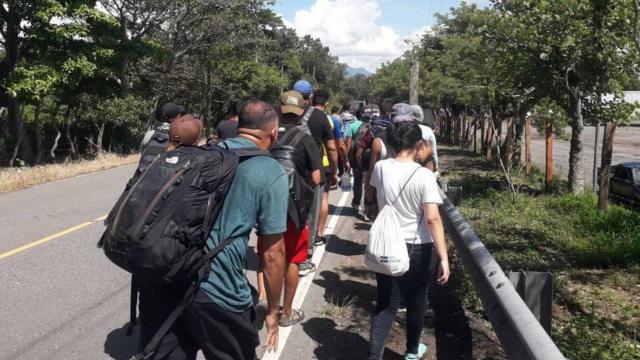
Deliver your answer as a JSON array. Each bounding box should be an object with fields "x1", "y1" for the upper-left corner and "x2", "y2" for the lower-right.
[{"x1": 365, "y1": 121, "x2": 450, "y2": 360}]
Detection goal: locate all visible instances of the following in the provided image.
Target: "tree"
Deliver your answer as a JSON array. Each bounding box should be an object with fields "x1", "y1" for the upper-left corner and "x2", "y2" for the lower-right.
[{"x1": 492, "y1": 0, "x2": 640, "y2": 194}]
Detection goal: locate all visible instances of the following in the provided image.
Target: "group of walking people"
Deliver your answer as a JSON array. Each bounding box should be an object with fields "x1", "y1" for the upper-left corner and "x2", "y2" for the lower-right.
[{"x1": 107, "y1": 79, "x2": 450, "y2": 360}]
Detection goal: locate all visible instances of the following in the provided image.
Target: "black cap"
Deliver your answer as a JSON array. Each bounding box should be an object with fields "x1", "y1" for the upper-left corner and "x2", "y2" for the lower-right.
[{"x1": 157, "y1": 103, "x2": 185, "y2": 123}]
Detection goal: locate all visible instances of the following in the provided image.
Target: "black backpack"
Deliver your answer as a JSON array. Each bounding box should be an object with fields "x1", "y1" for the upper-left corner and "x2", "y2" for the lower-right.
[
  {"x1": 271, "y1": 126, "x2": 315, "y2": 230},
  {"x1": 99, "y1": 143, "x2": 267, "y2": 360},
  {"x1": 375, "y1": 128, "x2": 396, "y2": 160},
  {"x1": 138, "y1": 126, "x2": 170, "y2": 173}
]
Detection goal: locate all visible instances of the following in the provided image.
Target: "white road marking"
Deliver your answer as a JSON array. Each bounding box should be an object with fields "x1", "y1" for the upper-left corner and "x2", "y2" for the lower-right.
[{"x1": 262, "y1": 190, "x2": 351, "y2": 360}]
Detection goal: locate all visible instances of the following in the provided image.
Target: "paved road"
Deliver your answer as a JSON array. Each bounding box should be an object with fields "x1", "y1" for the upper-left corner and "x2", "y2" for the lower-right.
[
  {"x1": 528, "y1": 125, "x2": 640, "y2": 186},
  {"x1": 0, "y1": 165, "x2": 350, "y2": 360}
]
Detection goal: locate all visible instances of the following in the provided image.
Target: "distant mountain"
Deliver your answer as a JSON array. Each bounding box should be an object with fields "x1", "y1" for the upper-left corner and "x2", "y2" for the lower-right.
[{"x1": 345, "y1": 66, "x2": 371, "y2": 78}]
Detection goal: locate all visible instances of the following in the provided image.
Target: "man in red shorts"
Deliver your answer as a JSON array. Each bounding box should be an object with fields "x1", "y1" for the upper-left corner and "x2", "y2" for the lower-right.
[{"x1": 257, "y1": 90, "x2": 322, "y2": 326}]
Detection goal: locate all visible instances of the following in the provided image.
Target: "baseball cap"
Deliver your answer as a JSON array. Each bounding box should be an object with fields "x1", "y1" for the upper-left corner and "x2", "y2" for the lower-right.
[
  {"x1": 158, "y1": 102, "x2": 186, "y2": 123},
  {"x1": 169, "y1": 115, "x2": 203, "y2": 146},
  {"x1": 280, "y1": 90, "x2": 305, "y2": 116},
  {"x1": 293, "y1": 80, "x2": 313, "y2": 95},
  {"x1": 411, "y1": 105, "x2": 424, "y2": 123},
  {"x1": 391, "y1": 103, "x2": 414, "y2": 123}
]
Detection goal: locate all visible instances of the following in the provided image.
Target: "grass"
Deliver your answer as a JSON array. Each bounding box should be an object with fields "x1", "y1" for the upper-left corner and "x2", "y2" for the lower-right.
[
  {"x1": 439, "y1": 146, "x2": 640, "y2": 360},
  {"x1": 323, "y1": 294, "x2": 358, "y2": 330},
  {"x1": 0, "y1": 153, "x2": 139, "y2": 193}
]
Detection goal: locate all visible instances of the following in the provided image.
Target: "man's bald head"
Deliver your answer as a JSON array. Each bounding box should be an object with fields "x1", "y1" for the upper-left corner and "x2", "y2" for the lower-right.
[{"x1": 239, "y1": 100, "x2": 278, "y2": 131}]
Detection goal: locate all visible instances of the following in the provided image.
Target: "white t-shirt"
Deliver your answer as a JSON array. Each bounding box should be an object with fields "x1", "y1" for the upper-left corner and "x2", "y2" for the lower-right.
[{"x1": 370, "y1": 159, "x2": 443, "y2": 244}]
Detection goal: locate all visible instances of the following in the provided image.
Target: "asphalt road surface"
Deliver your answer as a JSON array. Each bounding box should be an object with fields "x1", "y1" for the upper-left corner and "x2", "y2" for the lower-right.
[
  {"x1": 0, "y1": 164, "x2": 354, "y2": 360},
  {"x1": 528, "y1": 125, "x2": 640, "y2": 186}
]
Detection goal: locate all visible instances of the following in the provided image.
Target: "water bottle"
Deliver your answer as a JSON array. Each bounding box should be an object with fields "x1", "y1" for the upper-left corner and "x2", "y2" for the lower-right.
[{"x1": 340, "y1": 172, "x2": 352, "y2": 192}]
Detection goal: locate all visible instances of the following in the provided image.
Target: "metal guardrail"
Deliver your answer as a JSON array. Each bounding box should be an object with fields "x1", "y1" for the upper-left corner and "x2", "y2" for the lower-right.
[{"x1": 438, "y1": 188, "x2": 566, "y2": 360}]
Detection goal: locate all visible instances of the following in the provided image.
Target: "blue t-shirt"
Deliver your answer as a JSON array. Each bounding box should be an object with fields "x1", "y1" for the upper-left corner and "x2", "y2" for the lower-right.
[
  {"x1": 331, "y1": 115, "x2": 344, "y2": 140},
  {"x1": 200, "y1": 137, "x2": 288, "y2": 313}
]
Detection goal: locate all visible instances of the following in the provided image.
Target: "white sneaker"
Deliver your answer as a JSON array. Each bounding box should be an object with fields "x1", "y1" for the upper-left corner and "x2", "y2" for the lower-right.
[{"x1": 299, "y1": 260, "x2": 317, "y2": 277}]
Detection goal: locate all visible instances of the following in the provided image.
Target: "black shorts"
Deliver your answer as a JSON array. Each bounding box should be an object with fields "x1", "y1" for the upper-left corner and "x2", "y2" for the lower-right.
[{"x1": 138, "y1": 284, "x2": 259, "y2": 360}]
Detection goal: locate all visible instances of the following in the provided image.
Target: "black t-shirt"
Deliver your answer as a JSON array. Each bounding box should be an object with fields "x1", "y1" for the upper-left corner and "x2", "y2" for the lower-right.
[
  {"x1": 216, "y1": 119, "x2": 238, "y2": 140},
  {"x1": 305, "y1": 107, "x2": 334, "y2": 158}
]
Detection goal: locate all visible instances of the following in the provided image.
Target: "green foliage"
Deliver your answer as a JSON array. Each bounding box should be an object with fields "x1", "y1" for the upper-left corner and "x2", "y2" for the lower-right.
[
  {"x1": 370, "y1": 59, "x2": 411, "y2": 102},
  {"x1": 0, "y1": 0, "x2": 351, "y2": 164},
  {"x1": 445, "y1": 147, "x2": 640, "y2": 359},
  {"x1": 531, "y1": 98, "x2": 570, "y2": 137},
  {"x1": 555, "y1": 314, "x2": 640, "y2": 360}
]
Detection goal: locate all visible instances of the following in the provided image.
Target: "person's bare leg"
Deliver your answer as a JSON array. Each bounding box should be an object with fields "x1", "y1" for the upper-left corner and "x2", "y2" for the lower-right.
[
  {"x1": 317, "y1": 191, "x2": 330, "y2": 238},
  {"x1": 282, "y1": 262, "x2": 299, "y2": 318}
]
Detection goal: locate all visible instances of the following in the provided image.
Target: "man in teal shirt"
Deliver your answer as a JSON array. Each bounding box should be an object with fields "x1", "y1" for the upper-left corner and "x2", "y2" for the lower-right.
[{"x1": 138, "y1": 101, "x2": 288, "y2": 360}]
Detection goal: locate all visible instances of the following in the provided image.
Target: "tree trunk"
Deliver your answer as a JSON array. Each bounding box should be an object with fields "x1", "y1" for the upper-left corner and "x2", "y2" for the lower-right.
[
  {"x1": 514, "y1": 112, "x2": 525, "y2": 166},
  {"x1": 50, "y1": 126, "x2": 61, "y2": 160},
  {"x1": 486, "y1": 111, "x2": 494, "y2": 161},
  {"x1": 96, "y1": 123, "x2": 105, "y2": 156},
  {"x1": 568, "y1": 94, "x2": 585, "y2": 194},
  {"x1": 7, "y1": 101, "x2": 34, "y2": 165},
  {"x1": 64, "y1": 108, "x2": 77, "y2": 159},
  {"x1": 34, "y1": 102, "x2": 44, "y2": 164},
  {"x1": 471, "y1": 118, "x2": 478, "y2": 154},
  {"x1": 503, "y1": 118, "x2": 514, "y2": 170},
  {"x1": 545, "y1": 121, "x2": 554, "y2": 192},
  {"x1": 481, "y1": 112, "x2": 486, "y2": 154},
  {"x1": 525, "y1": 118, "x2": 532, "y2": 176},
  {"x1": 597, "y1": 122, "x2": 616, "y2": 211}
]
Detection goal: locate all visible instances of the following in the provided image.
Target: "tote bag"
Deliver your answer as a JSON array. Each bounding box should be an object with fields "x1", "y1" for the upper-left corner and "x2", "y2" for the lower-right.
[{"x1": 365, "y1": 166, "x2": 420, "y2": 276}]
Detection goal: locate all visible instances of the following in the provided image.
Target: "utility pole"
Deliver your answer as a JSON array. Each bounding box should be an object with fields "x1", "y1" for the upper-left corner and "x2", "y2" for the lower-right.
[{"x1": 409, "y1": 57, "x2": 419, "y2": 105}]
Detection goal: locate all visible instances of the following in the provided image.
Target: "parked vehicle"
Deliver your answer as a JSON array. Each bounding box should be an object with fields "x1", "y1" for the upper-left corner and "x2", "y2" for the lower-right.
[{"x1": 606, "y1": 162, "x2": 640, "y2": 209}]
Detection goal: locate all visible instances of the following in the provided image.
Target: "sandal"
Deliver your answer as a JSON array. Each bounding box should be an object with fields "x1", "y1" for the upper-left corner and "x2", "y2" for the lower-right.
[{"x1": 279, "y1": 309, "x2": 305, "y2": 327}]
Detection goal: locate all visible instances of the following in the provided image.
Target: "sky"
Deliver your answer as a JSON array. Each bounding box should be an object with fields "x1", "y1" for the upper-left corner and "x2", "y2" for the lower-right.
[{"x1": 271, "y1": 0, "x2": 489, "y2": 73}]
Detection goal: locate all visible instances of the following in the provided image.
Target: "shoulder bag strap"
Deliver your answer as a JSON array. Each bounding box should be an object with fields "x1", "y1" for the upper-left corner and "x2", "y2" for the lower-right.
[{"x1": 382, "y1": 165, "x2": 421, "y2": 207}]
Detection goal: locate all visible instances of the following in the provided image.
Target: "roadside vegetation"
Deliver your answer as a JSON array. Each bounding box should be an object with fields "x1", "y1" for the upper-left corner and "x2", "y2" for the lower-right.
[
  {"x1": 0, "y1": 153, "x2": 138, "y2": 193},
  {"x1": 441, "y1": 146, "x2": 640, "y2": 360},
  {"x1": 0, "y1": 1, "x2": 362, "y2": 168}
]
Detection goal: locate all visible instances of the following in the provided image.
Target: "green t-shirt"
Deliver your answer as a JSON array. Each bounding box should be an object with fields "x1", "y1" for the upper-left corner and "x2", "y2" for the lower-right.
[
  {"x1": 346, "y1": 119, "x2": 363, "y2": 139},
  {"x1": 200, "y1": 137, "x2": 288, "y2": 313}
]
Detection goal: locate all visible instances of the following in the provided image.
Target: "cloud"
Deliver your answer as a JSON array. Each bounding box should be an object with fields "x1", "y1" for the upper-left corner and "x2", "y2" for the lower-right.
[{"x1": 286, "y1": 0, "x2": 427, "y2": 72}]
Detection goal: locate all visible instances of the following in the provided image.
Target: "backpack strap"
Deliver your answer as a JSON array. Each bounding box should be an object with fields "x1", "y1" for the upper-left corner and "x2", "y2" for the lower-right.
[
  {"x1": 300, "y1": 106, "x2": 315, "y2": 126},
  {"x1": 279, "y1": 127, "x2": 307, "y2": 148}
]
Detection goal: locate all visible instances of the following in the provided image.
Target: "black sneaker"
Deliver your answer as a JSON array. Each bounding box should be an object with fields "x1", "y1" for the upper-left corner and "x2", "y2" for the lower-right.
[
  {"x1": 299, "y1": 260, "x2": 317, "y2": 277},
  {"x1": 314, "y1": 236, "x2": 327, "y2": 246}
]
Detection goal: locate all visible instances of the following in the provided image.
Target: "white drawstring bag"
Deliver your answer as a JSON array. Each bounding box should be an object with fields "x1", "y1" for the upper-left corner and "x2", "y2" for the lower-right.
[{"x1": 365, "y1": 167, "x2": 420, "y2": 277}]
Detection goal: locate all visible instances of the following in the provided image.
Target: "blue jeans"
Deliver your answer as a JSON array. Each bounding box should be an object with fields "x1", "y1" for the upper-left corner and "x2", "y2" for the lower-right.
[{"x1": 369, "y1": 243, "x2": 436, "y2": 359}]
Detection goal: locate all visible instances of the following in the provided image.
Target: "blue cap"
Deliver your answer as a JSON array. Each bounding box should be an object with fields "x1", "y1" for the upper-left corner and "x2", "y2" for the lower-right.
[{"x1": 293, "y1": 80, "x2": 313, "y2": 95}]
